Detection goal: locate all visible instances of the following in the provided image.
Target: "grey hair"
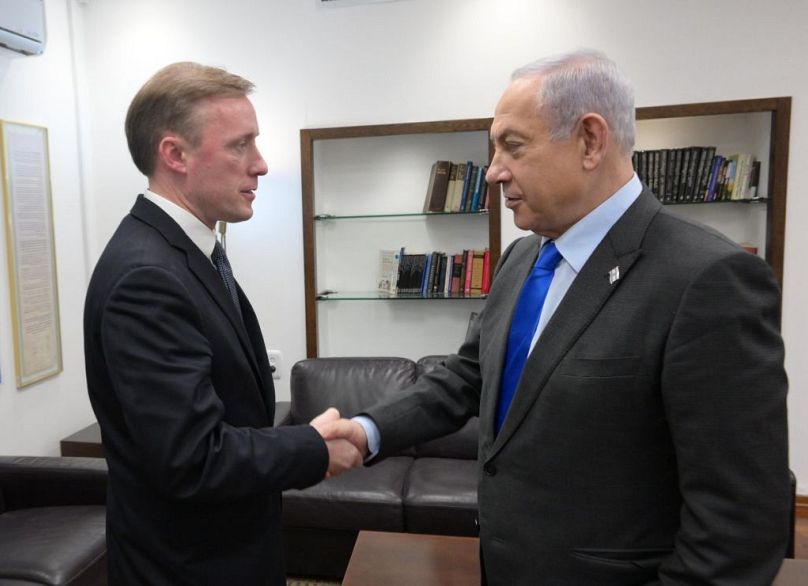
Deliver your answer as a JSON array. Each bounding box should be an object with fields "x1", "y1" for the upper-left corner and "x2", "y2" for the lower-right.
[{"x1": 512, "y1": 49, "x2": 635, "y2": 156}]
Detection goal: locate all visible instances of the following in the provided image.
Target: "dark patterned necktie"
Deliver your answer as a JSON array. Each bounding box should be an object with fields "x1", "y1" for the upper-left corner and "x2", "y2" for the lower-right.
[
  {"x1": 211, "y1": 241, "x2": 242, "y2": 317},
  {"x1": 495, "y1": 241, "x2": 562, "y2": 434}
]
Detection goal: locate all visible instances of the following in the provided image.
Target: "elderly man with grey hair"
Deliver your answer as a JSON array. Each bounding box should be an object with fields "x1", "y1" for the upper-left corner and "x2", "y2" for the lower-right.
[{"x1": 322, "y1": 49, "x2": 790, "y2": 585}]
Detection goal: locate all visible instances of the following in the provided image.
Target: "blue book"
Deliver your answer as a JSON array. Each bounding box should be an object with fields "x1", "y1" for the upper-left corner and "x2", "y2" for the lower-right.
[
  {"x1": 420, "y1": 253, "x2": 433, "y2": 297},
  {"x1": 470, "y1": 165, "x2": 485, "y2": 211},
  {"x1": 705, "y1": 155, "x2": 724, "y2": 202},
  {"x1": 458, "y1": 161, "x2": 474, "y2": 212}
]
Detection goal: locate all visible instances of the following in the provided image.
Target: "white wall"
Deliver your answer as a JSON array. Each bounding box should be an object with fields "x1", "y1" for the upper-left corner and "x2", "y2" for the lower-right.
[
  {"x1": 0, "y1": 0, "x2": 94, "y2": 455},
  {"x1": 3, "y1": 0, "x2": 807, "y2": 493}
]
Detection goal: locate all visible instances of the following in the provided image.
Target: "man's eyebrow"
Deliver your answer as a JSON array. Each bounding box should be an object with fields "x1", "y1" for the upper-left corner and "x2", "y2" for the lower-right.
[{"x1": 491, "y1": 128, "x2": 528, "y2": 142}]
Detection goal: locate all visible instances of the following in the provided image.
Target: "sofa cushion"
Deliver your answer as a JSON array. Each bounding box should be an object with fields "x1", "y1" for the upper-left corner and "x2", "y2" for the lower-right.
[
  {"x1": 290, "y1": 357, "x2": 417, "y2": 423},
  {"x1": 403, "y1": 458, "x2": 478, "y2": 537},
  {"x1": 283, "y1": 456, "x2": 412, "y2": 532},
  {"x1": 0, "y1": 505, "x2": 106, "y2": 586}
]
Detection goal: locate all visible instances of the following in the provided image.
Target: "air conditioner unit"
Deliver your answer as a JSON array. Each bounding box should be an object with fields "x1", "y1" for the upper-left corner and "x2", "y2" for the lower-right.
[{"x1": 0, "y1": 0, "x2": 46, "y2": 56}]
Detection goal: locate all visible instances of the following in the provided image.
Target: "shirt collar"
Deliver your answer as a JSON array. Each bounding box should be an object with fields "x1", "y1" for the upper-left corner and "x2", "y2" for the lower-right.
[
  {"x1": 144, "y1": 189, "x2": 218, "y2": 259},
  {"x1": 550, "y1": 173, "x2": 642, "y2": 272}
]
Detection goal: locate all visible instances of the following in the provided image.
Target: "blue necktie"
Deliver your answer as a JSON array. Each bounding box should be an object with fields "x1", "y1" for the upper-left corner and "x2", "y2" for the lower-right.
[{"x1": 495, "y1": 241, "x2": 562, "y2": 434}]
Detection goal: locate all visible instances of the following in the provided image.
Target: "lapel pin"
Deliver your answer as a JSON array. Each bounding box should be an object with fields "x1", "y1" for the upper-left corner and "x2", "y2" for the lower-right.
[{"x1": 608, "y1": 266, "x2": 620, "y2": 285}]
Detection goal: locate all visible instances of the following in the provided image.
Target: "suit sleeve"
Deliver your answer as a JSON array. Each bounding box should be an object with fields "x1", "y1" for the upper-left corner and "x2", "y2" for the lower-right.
[
  {"x1": 656, "y1": 250, "x2": 789, "y2": 585},
  {"x1": 100, "y1": 265, "x2": 328, "y2": 502},
  {"x1": 363, "y1": 237, "x2": 522, "y2": 457}
]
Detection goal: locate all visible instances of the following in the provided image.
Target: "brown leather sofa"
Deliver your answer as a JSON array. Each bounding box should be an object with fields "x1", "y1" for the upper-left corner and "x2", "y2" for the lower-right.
[
  {"x1": 279, "y1": 355, "x2": 479, "y2": 578},
  {"x1": 0, "y1": 456, "x2": 108, "y2": 586}
]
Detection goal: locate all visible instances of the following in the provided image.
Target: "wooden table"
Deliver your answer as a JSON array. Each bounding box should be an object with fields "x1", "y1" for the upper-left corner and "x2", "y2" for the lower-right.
[
  {"x1": 60, "y1": 422, "x2": 104, "y2": 458},
  {"x1": 342, "y1": 531, "x2": 807, "y2": 586},
  {"x1": 342, "y1": 531, "x2": 479, "y2": 586}
]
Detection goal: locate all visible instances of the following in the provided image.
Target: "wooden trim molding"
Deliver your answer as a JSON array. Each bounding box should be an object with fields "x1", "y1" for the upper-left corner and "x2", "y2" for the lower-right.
[{"x1": 797, "y1": 495, "x2": 808, "y2": 518}]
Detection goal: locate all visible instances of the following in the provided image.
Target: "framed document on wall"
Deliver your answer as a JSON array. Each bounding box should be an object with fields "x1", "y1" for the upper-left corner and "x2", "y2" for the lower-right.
[{"x1": 0, "y1": 121, "x2": 62, "y2": 388}]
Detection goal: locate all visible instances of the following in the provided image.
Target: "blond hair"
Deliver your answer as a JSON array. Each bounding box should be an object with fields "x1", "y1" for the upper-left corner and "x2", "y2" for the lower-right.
[{"x1": 125, "y1": 62, "x2": 254, "y2": 176}]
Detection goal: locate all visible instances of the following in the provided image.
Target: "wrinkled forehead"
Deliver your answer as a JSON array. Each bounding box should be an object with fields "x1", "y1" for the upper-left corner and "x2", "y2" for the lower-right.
[{"x1": 490, "y1": 77, "x2": 547, "y2": 139}]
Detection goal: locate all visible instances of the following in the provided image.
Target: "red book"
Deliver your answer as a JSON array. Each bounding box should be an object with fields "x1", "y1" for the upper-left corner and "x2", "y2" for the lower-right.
[
  {"x1": 463, "y1": 249, "x2": 474, "y2": 297},
  {"x1": 481, "y1": 249, "x2": 491, "y2": 294}
]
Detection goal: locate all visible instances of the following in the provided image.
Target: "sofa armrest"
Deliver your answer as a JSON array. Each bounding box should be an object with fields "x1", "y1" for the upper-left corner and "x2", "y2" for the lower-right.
[
  {"x1": 0, "y1": 456, "x2": 107, "y2": 511},
  {"x1": 275, "y1": 400, "x2": 292, "y2": 426}
]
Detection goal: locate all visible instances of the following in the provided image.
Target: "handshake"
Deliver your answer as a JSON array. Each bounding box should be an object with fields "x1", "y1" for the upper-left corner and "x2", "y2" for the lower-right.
[{"x1": 310, "y1": 408, "x2": 369, "y2": 479}]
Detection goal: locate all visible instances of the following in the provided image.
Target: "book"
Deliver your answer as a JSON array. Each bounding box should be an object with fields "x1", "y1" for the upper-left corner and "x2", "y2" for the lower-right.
[
  {"x1": 458, "y1": 162, "x2": 474, "y2": 212},
  {"x1": 705, "y1": 155, "x2": 724, "y2": 202},
  {"x1": 376, "y1": 249, "x2": 400, "y2": 294},
  {"x1": 480, "y1": 167, "x2": 490, "y2": 210},
  {"x1": 470, "y1": 250, "x2": 485, "y2": 296},
  {"x1": 423, "y1": 160, "x2": 451, "y2": 212},
  {"x1": 695, "y1": 147, "x2": 716, "y2": 201},
  {"x1": 463, "y1": 249, "x2": 474, "y2": 297},
  {"x1": 733, "y1": 153, "x2": 755, "y2": 199},
  {"x1": 450, "y1": 254, "x2": 463, "y2": 296},
  {"x1": 420, "y1": 253, "x2": 433, "y2": 297},
  {"x1": 748, "y1": 160, "x2": 761, "y2": 199},
  {"x1": 443, "y1": 164, "x2": 459, "y2": 212},
  {"x1": 481, "y1": 249, "x2": 491, "y2": 295},
  {"x1": 436, "y1": 253, "x2": 448, "y2": 296}
]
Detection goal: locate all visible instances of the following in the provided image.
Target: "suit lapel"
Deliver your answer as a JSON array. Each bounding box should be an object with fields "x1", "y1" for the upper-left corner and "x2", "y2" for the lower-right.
[
  {"x1": 129, "y1": 196, "x2": 266, "y2": 390},
  {"x1": 478, "y1": 234, "x2": 542, "y2": 448},
  {"x1": 486, "y1": 190, "x2": 662, "y2": 459}
]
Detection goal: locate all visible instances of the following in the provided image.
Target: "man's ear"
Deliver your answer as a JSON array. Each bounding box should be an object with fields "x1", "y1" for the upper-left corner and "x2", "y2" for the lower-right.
[
  {"x1": 578, "y1": 113, "x2": 609, "y2": 170},
  {"x1": 156, "y1": 135, "x2": 188, "y2": 174}
]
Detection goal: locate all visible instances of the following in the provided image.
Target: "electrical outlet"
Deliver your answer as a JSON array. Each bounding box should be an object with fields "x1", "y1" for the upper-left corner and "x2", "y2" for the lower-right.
[{"x1": 267, "y1": 349, "x2": 282, "y2": 380}]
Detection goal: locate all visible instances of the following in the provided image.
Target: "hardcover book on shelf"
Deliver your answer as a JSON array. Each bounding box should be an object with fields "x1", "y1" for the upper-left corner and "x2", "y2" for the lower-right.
[
  {"x1": 748, "y1": 160, "x2": 761, "y2": 199},
  {"x1": 470, "y1": 250, "x2": 485, "y2": 297},
  {"x1": 450, "y1": 253, "x2": 463, "y2": 297},
  {"x1": 695, "y1": 147, "x2": 716, "y2": 201},
  {"x1": 458, "y1": 162, "x2": 474, "y2": 212},
  {"x1": 732, "y1": 153, "x2": 755, "y2": 200},
  {"x1": 704, "y1": 155, "x2": 724, "y2": 202},
  {"x1": 481, "y1": 249, "x2": 491, "y2": 295},
  {"x1": 443, "y1": 163, "x2": 459, "y2": 212},
  {"x1": 423, "y1": 160, "x2": 451, "y2": 212},
  {"x1": 463, "y1": 249, "x2": 474, "y2": 297}
]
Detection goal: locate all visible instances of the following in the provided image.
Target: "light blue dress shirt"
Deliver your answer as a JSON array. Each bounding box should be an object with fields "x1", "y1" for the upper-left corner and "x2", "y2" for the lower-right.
[{"x1": 356, "y1": 174, "x2": 643, "y2": 458}]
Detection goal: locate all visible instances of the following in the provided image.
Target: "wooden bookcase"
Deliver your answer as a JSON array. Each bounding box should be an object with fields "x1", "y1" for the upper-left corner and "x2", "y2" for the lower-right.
[
  {"x1": 301, "y1": 119, "x2": 500, "y2": 358},
  {"x1": 635, "y1": 97, "x2": 790, "y2": 286},
  {"x1": 301, "y1": 98, "x2": 789, "y2": 358}
]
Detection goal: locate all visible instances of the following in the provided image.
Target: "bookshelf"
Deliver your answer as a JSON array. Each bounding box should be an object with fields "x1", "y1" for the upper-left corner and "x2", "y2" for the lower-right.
[
  {"x1": 301, "y1": 98, "x2": 789, "y2": 358},
  {"x1": 301, "y1": 119, "x2": 500, "y2": 358},
  {"x1": 635, "y1": 97, "x2": 790, "y2": 286}
]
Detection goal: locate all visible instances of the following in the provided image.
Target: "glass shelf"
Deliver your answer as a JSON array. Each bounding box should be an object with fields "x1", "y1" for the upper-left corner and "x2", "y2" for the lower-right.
[
  {"x1": 317, "y1": 291, "x2": 488, "y2": 301},
  {"x1": 314, "y1": 210, "x2": 489, "y2": 221}
]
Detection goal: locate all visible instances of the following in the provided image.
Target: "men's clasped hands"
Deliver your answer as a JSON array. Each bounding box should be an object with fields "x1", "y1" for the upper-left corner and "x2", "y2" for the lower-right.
[{"x1": 310, "y1": 408, "x2": 369, "y2": 479}]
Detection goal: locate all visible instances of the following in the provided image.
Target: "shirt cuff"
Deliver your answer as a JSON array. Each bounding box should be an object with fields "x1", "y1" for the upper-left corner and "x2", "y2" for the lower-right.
[{"x1": 352, "y1": 415, "x2": 381, "y2": 461}]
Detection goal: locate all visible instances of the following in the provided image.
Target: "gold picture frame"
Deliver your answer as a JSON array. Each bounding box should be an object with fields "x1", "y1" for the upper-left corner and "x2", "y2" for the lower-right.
[{"x1": 0, "y1": 120, "x2": 62, "y2": 388}]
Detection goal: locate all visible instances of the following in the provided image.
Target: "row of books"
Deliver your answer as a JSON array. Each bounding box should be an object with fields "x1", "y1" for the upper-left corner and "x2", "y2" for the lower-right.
[
  {"x1": 423, "y1": 160, "x2": 490, "y2": 213},
  {"x1": 632, "y1": 147, "x2": 761, "y2": 203},
  {"x1": 377, "y1": 248, "x2": 491, "y2": 298}
]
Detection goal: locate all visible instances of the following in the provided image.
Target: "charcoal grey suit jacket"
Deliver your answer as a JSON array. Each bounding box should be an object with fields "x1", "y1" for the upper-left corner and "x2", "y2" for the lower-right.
[{"x1": 364, "y1": 188, "x2": 789, "y2": 585}]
